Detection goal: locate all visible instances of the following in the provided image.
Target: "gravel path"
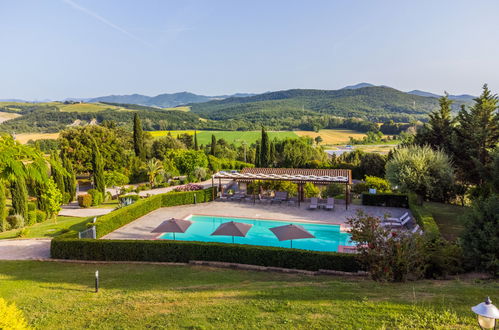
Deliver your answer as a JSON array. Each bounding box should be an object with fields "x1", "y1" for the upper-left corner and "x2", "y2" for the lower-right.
[{"x1": 0, "y1": 239, "x2": 51, "y2": 260}]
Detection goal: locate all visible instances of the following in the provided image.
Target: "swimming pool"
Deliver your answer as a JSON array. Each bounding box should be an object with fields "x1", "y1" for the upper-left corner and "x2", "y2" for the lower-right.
[{"x1": 157, "y1": 215, "x2": 354, "y2": 252}]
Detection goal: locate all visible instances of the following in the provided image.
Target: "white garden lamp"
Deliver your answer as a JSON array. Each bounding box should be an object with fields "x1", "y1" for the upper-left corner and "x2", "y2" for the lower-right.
[{"x1": 472, "y1": 297, "x2": 499, "y2": 329}]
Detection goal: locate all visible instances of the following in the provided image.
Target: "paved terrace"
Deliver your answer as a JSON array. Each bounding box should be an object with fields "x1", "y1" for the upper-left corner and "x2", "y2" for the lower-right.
[{"x1": 104, "y1": 200, "x2": 409, "y2": 240}]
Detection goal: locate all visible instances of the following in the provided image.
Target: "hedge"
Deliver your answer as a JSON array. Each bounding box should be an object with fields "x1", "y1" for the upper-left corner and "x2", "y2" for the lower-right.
[
  {"x1": 93, "y1": 188, "x2": 215, "y2": 238},
  {"x1": 51, "y1": 239, "x2": 362, "y2": 272},
  {"x1": 408, "y1": 194, "x2": 440, "y2": 236},
  {"x1": 361, "y1": 193, "x2": 409, "y2": 208}
]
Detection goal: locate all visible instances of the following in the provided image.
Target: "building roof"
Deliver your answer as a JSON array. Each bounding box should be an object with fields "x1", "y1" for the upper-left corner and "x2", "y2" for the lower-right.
[{"x1": 213, "y1": 167, "x2": 352, "y2": 184}]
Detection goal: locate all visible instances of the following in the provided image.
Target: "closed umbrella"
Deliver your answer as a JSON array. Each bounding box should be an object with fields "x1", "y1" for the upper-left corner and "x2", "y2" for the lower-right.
[
  {"x1": 151, "y1": 218, "x2": 192, "y2": 240},
  {"x1": 211, "y1": 221, "x2": 253, "y2": 243},
  {"x1": 269, "y1": 224, "x2": 315, "y2": 248}
]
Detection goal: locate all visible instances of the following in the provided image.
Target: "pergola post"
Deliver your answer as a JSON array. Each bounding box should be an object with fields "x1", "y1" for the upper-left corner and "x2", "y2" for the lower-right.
[
  {"x1": 345, "y1": 183, "x2": 348, "y2": 210},
  {"x1": 211, "y1": 177, "x2": 215, "y2": 200}
]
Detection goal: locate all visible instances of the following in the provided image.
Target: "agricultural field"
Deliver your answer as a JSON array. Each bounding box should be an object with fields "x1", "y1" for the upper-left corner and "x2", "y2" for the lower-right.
[
  {"x1": 14, "y1": 133, "x2": 59, "y2": 144},
  {"x1": 150, "y1": 130, "x2": 300, "y2": 146},
  {"x1": 0, "y1": 261, "x2": 495, "y2": 329},
  {"x1": 57, "y1": 102, "x2": 125, "y2": 112},
  {"x1": 296, "y1": 129, "x2": 367, "y2": 145},
  {"x1": 0, "y1": 111, "x2": 21, "y2": 123}
]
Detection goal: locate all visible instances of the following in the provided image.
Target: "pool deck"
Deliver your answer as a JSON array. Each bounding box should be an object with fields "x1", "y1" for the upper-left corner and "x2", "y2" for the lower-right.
[{"x1": 103, "y1": 200, "x2": 409, "y2": 240}]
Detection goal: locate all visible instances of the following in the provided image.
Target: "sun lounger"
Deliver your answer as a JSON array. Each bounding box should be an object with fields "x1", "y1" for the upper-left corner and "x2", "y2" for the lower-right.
[
  {"x1": 271, "y1": 191, "x2": 288, "y2": 204},
  {"x1": 325, "y1": 197, "x2": 334, "y2": 210},
  {"x1": 386, "y1": 212, "x2": 409, "y2": 223},
  {"x1": 411, "y1": 224, "x2": 420, "y2": 234},
  {"x1": 309, "y1": 197, "x2": 318, "y2": 210},
  {"x1": 381, "y1": 216, "x2": 411, "y2": 228}
]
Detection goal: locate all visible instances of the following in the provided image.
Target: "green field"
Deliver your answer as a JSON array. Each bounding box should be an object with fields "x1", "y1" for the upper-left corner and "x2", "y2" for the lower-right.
[
  {"x1": 0, "y1": 216, "x2": 92, "y2": 240},
  {"x1": 0, "y1": 261, "x2": 495, "y2": 329},
  {"x1": 150, "y1": 130, "x2": 300, "y2": 146},
  {"x1": 424, "y1": 202, "x2": 469, "y2": 241}
]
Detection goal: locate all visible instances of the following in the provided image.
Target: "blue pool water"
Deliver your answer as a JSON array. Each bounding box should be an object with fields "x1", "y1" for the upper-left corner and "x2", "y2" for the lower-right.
[{"x1": 158, "y1": 215, "x2": 354, "y2": 252}]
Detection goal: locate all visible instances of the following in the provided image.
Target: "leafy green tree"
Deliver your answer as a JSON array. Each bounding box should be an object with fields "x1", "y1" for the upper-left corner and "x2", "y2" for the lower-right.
[
  {"x1": 365, "y1": 175, "x2": 391, "y2": 192},
  {"x1": 167, "y1": 149, "x2": 208, "y2": 176},
  {"x1": 91, "y1": 140, "x2": 106, "y2": 195},
  {"x1": 133, "y1": 113, "x2": 145, "y2": 160},
  {"x1": 303, "y1": 182, "x2": 320, "y2": 198},
  {"x1": 260, "y1": 126, "x2": 270, "y2": 167},
  {"x1": 40, "y1": 178, "x2": 63, "y2": 219},
  {"x1": 151, "y1": 135, "x2": 184, "y2": 160},
  {"x1": 420, "y1": 93, "x2": 454, "y2": 153},
  {"x1": 0, "y1": 183, "x2": 6, "y2": 231},
  {"x1": 104, "y1": 171, "x2": 129, "y2": 188},
  {"x1": 461, "y1": 195, "x2": 499, "y2": 276},
  {"x1": 50, "y1": 151, "x2": 66, "y2": 196},
  {"x1": 454, "y1": 84, "x2": 499, "y2": 185},
  {"x1": 210, "y1": 134, "x2": 216, "y2": 156},
  {"x1": 146, "y1": 159, "x2": 164, "y2": 186},
  {"x1": 314, "y1": 136, "x2": 323, "y2": 145},
  {"x1": 385, "y1": 146, "x2": 455, "y2": 204},
  {"x1": 11, "y1": 177, "x2": 28, "y2": 220}
]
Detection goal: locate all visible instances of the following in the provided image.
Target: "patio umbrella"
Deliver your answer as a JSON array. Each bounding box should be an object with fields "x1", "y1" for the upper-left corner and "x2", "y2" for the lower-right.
[
  {"x1": 211, "y1": 221, "x2": 253, "y2": 243},
  {"x1": 269, "y1": 224, "x2": 315, "y2": 248},
  {"x1": 151, "y1": 218, "x2": 192, "y2": 240}
]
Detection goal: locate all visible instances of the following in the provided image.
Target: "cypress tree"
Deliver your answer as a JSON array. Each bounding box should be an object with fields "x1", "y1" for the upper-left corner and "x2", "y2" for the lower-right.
[
  {"x1": 260, "y1": 126, "x2": 270, "y2": 167},
  {"x1": 0, "y1": 183, "x2": 6, "y2": 231},
  {"x1": 454, "y1": 84, "x2": 499, "y2": 185},
  {"x1": 50, "y1": 152, "x2": 65, "y2": 195},
  {"x1": 255, "y1": 142, "x2": 261, "y2": 167},
  {"x1": 194, "y1": 131, "x2": 199, "y2": 151},
  {"x1": 11, "y1": 177, "x2": 28, "y2": 220},
  {"x1": 61, "y1": 151, "x2": 77, "y2": 202},
  {"x1": 133, "y1": 113, "x2": 145, "y2": 160},
  {"x1": 210, "y1": 134, "x2": 216, "y2": 156},
  {"x1": 269, "y1": 141, "x2": 276, "y2": 167},
  {"x1": 92, "y1": 141, "x2": 106, "y2": 195}
]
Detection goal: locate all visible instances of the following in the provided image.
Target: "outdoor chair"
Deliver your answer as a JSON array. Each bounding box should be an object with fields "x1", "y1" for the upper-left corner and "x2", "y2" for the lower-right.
[
  {"x1": 381, "y1": 216, "x2": 411, "y2": 228},
  {"x1": 257, "y1": 194, "x2": 270, "y2": 204},
  {"x1": 386, "y1": 212, "x2": 409, "y2": 223},
  {"x1": 309, "y1": 197, "x2": 318, "y2": 210},
  {"x1": 325, "y1": 197, "x2": 335, "y2": 210},
  {"x1": 271, "y1": 191, "x2": 288, "y2": 204}
]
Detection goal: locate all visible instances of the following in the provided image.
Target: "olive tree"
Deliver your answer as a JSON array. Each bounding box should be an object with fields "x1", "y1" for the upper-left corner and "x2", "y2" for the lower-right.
[{"x1": 385, "y1": 146, "x2": 454, "y2": 204}]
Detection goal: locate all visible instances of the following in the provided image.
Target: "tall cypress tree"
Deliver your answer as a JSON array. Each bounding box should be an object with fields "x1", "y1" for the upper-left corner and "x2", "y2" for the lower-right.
[
  {"x1": 210, "y1": 134, "x2": 216, "y2": 156},
  {"x1": 194, "y1": 131, "x2": 199, "y2": 151},
  {"x1": 50, "y1": 151, "x2": 65, "y2": 195},
  {"x1": 11, "y1": 177, "x2": 28, "y2": 220},
  {"x1": 260, "y1": 126, "x2": 270, "y2": 167},
  {"x1": 0, "y1": 183, "x2": 6, "y2": 231},
  {"x1": 454, "y1": 84, "x2": 499, "y2": 185},
  {"x1": 269, "y1": 141, "x2": 276, "y2": 167},
  {"x1": 255, "y1": 142, "x2": 261, "y2": 167},
  {"x1": 92, "y1": 140, "x2": 106, "y2": 195},
  {"x1": 133, "y1": 113, "x2": 145, "y2": 160},
  {"x1": 61, "y1": 150, "x2": 77, "y2": 202}
]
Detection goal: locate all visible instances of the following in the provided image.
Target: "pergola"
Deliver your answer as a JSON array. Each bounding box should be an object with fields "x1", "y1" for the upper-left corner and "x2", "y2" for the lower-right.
[{"x1": 212, "y1": 168, "x2": 353, "y2": 209}]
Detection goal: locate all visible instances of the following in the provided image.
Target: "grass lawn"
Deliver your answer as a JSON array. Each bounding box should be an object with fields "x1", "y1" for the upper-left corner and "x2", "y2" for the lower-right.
[
  {"x1": 424, "y1": 202, "x2": 469, "y2": 241},
  {"x1": 0, "y1": 216, "x2": 92, "y2": 240},
  {"x1": 0, "y1": 261, "x2": 495, "y2": 329}
]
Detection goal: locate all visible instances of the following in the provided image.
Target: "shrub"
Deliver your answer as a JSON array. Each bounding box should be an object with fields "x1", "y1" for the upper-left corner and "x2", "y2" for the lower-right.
[
  {"x1": 27, "y1": 202, "x2": 37, "y2": 212},
  {"x1": 408, "y1": 194, "x2": 439, "y2": 235},
  {"x1": 51, "y1": 239, "x2": 361, "y2": 272},
  {"x1": 118, "y1": 194, "x2": 140, "y2": 204},
  {"x1": 78, "y1": 194, "x2": 92, "y2": 208},
  {"x1": 364, "y1": 175, "x2": 391, "y2": 192},
  {"x1": 362, "y1": 193, "x2": 409, "y2": 208},
  {"x1": 87, "y1": 189, "x2": 103, "y2": 206},
  {"x1": 303, "y1": 182, "x2": 320, "y2": 198},
  {"x1": 17, "y1": 228, "x2": 29, "y2": 238},
  {"x1": 6, "y1": 214, "x2": 24, "y2": 230},
  {"x1": 0, "y1": 298, "x2": 30, "y2": 330},
  {"x1": 35, "y1": 210, "x2": 46, "y2": 223},
  {"x1": 62, "y1": 192, "x2": 71, "y2": 204},
  {"x1": 322, "y1": 183, "x2": 344, "y2": 198},
  {"x1": 27, "y1": 211, "x2": 37, "y2": 226},
  {"x1": 352, "y1": 182, "x2": 369, "y2": 195},
  {"x1": 174, "y1": 184, "x2": 204, "y2": 192}
]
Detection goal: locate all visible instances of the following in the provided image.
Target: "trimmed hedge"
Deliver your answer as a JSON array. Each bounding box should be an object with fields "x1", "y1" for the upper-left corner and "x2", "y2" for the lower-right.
[
  {"x1": 361, "y1": 193, "x2": 409, "y2": 208},
  {"x1": 408, "y1": 194, "x2": 439, "y2": 235},
  {"x1": 51, "y1": 239, "x2": 362, "y2": 272},
  {"x1": 78, "y1": 194, "x2": 92, "y2": 208},
  {"x1": 93, "y1": 188, "x2": 215, "y2": 238}
]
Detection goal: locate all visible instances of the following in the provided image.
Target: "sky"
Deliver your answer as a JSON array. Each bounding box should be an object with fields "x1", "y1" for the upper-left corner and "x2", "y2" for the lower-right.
[{"x1": 1, "y1": 0, "x2": 499, "y2": 100}]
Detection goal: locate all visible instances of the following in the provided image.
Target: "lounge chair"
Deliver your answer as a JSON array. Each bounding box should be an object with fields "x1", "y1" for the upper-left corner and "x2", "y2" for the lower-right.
[
  {"x1": 257, "y1": 194, "x2": 270, "y2": 203},
  {"x1": 411, "y1": 224, "x2": 420, "y2": 233},
  {"x1": 325, "y1": 197, "x2": 334, "y2": 210},
  {"x1": 271, "y1": 191, "x2": 288, "y2": 204},
  {"x1": 381, "y1": 216, "x2": 411, "y2": 228},
  {"x1": 386, "y1": 212, "x2": 409, "y2": 223},
  {"x1": 309, "y1": 197, "x2": 318, "y2": 210}
]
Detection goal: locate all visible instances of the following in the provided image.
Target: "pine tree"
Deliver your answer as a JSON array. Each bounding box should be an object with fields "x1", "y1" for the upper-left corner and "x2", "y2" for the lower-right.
[
  {"x1": 454, "y1": 84, "x2": 499, "y2": 185},
  {"x1": 0, "y1": 183, "x2": 6, "y2": 231},
  {"x1": 194, "y1": 131, "x2": 199, "y2": 151},
  {"x1": 92, "y1": 140, "x2": 106, "y2": 195},
  {"x1": 61, "y1": 151, "x2": 77, "y2": 202},
  {"x1": 260, "y1": 126, "x2": 270, "y2": 167},
  {"x1": 11, "y1": 177, "x2": 28, "y2": 220},
  {"x1": 210, "y1": 134, "x2": 216, "y2": 156},
  {"x1": 255, "y1": 142, "x2": 261, "y2": 167},
  {"x1": 133, "y1": 113, "x2": 145, "y2": 160}
]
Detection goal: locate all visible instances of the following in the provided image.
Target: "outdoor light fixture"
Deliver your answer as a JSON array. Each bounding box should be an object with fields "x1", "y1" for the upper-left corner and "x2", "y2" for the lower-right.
[{"x1": 472, "y1": 297, "x2": 499, "y2": 329}]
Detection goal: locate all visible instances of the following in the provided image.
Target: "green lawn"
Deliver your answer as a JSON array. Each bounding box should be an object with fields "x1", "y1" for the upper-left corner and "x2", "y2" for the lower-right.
[
  {"x1": 424, "y1": 202, "x2": 469, "y2": 241},
  {"x1": 1, "y1": 261, "x2": 495, "y2": 329},
  {"x1": 0, "y1": 216, "x2": 92, "y2": 240}
]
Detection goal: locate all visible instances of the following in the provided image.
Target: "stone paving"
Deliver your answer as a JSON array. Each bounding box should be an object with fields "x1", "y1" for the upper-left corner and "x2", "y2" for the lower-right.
[
  {"x1": 104, "y1": 200, "x2": 409, "y2": 240},
  {"x1": 0, "y1": 239, "x2": 51, "y2": 260}
]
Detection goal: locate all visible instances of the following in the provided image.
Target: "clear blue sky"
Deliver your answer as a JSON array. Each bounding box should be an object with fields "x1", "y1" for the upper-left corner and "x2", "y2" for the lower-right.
[{"x1": 1, "y1": 0, "x2": 499, "y2": 100}]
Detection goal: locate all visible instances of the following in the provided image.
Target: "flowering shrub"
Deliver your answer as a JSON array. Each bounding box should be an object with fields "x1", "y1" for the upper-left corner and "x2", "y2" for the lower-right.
[{"x1": 174, "y1": 184, "x2": 203, "y2": 192}]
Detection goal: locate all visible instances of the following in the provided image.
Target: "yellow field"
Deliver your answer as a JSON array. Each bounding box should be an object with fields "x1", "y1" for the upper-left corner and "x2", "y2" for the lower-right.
[
  {"x1": 57, "y1": 102, "x2": 124, "y2": 112},
  {"x1": 296, "y1": 129, "x2": 366, "y2": 145},
  {"x1": 161, "y1": 106, "x2": 191, "y2": 112},
  {"x1": 15, "y1": 133, "x2": 59, "y2": 144},
  {"x1": 0, "y1": 111, "x2": 21, "y2": 123}
]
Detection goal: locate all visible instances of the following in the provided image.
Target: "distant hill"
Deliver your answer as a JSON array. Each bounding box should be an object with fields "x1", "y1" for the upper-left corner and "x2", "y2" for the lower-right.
[
  {"x1": 341, "y1": 83, "x2": 375, "y2": 90},
  {"x1": 189, "y1": 86, "x2": 471, "y2": 123},
  {"x1": 408, "y1": 90, "x2": 475, "y2": 102}
]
